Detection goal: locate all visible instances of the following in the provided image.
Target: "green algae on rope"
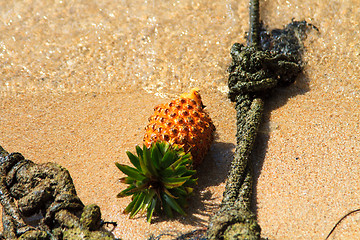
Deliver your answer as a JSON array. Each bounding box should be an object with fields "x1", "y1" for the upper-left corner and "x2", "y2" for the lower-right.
[
  {"x1": 206, "y1": 0, "x2": 312, "y2": 238},
  {"x1": 0, "y1": 145, "x2": 117, "y2": 239},
  {"x1": 0, "y1": 145, "x2": 8, "y2": 158}
]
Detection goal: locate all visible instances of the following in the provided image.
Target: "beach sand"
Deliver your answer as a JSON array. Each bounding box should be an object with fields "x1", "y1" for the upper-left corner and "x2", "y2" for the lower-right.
[{"x1": 0, "y1": 0, "x2": 359, "y2": 239}]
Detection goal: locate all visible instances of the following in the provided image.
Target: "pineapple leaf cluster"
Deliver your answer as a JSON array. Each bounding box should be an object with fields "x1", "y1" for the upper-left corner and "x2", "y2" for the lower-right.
[{"x1": 116, "y1": 142, "x2": 197, "y2": 223}]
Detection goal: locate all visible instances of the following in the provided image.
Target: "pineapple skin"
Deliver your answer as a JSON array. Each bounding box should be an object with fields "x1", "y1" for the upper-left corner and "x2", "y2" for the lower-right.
[{"x1": 143, "y1": 89, "x2": 215, "y2": 166}]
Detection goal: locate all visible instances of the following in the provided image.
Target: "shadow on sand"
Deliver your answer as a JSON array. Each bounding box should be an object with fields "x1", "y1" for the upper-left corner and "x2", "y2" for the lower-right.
[{"x1": 250, "y1": 71, "x2": 311, "y2": 217}]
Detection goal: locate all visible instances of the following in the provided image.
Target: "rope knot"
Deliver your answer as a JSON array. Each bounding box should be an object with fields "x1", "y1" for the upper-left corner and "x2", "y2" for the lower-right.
[{"x1": 228, "y1": 43, "x2": 301, "y2": 102}]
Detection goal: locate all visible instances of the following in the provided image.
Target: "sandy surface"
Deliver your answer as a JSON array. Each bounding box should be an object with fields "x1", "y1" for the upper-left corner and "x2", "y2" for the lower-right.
[{"x1": 1, "y1": 0, "x2": 360, "y2": 239}]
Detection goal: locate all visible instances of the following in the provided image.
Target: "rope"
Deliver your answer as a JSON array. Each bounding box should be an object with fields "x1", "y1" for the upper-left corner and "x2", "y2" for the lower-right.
[{"x1": 207, "y1": 0, "x2": 303, "y2": 239}]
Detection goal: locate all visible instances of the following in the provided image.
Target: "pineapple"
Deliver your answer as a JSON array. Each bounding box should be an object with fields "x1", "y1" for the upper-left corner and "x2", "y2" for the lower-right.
[
  {"x1": 116, "y1": 89, "x2": 215, "y2": 222},
  {"x1": 144, "y1": 88, "x2": 215, "y2": 166}
]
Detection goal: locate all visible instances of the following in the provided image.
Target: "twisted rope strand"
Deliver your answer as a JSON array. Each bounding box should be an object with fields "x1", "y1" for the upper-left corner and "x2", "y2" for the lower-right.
[{"x1": 207, "y1": 0, "x2": 306, "y2": 238}]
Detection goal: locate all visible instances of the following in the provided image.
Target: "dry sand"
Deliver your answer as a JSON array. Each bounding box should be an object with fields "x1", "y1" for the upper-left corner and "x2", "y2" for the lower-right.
[{"x1": 0, "y1": 0, "x2": 359, "y2": 239}]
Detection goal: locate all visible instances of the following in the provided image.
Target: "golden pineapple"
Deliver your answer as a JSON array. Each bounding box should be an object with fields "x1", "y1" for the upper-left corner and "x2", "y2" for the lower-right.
[{"x1": 143, "y1": 88, "x2": 215, "y2": 166}]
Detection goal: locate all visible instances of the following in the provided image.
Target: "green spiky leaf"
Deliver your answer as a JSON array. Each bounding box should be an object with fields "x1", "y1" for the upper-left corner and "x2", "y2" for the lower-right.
[
  {"x1": 117, "y1": 185, "x2": 136, "y2": 198},
  {"x1": 150, "y1": 144, "x2": 161, "y2": 169},
  {"x1": 163, "y1": 202, "x2": 173, "y2": 218},
  {"x1": 163, "y1": 192, "x2": 186, "y2": 216},
  {"x1": 161, "y1": 150, "x2": 176, "y2": 169},
  {"x1": 115, "y1": 163, "x2": 146, "y2": 181},
  {"x1": 126, "y1": 151, "x2": 141, "y2": 170},
  {"x1": 119, "y1": 177, "x2": 134, "y2": 184},
  {"x1": 136, "y1": 145, "x2": 143, "y2": 158},
  {"x1": 169, "y1": 156, "x2": 192, "y2": 170},
  {"x1": 130, "y1": 192, "x2": 146, "y2": 218},
  {"x1": 142, "y1": 190, "x2": 156, "y2": 214},
  {"x1": 158, "y1": 142, "x2": 170, "y2": 155},
  {"x1": 143, "y1": 145, "x2": 158, "y2": 177},
  {"x1": 123, "y1": 193, "x2": 139, "y2": 214},
  {"x1": 162, "y1": 176, "x2": 192, "y2": 189},
  {"x1": 146, "y1": 198, "x2": 157, "y2": 223},
  {"x1": 170, "y1": 187, "x2": 188, "y2": 197},
  {"x1": 173, "y1": 166, "x2": 188, "y2": 176}
]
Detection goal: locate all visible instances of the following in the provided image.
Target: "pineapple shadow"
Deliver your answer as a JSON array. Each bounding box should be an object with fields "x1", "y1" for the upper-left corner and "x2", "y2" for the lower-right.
[
  {"x1": 163, "y1": 140, "x2": 236, "y2": 227},
  {"x1": 250, "y1": 72, "x2": 310, "y2": 217}
]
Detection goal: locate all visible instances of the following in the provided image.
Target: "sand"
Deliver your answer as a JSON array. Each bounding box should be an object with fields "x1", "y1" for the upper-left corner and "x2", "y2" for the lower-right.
[{"x1": 0, "y1": 0, "x2": 359, "y2": 239}]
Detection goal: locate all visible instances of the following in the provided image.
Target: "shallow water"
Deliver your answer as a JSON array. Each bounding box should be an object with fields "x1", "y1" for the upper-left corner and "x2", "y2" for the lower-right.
[{"x1": 1, "y1": 0, "x2": 360, "y2": 239}]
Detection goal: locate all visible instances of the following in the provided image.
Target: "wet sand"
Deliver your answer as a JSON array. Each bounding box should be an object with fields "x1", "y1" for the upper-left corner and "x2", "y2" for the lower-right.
[{"x1": 1, "y1": 0, "x2": 360, "y2": 239}]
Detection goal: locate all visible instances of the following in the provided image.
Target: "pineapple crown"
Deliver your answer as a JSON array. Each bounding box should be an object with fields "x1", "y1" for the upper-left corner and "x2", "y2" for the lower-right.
[{"x1": 116, "y1": 142, "x2": 197, "y2": 223}]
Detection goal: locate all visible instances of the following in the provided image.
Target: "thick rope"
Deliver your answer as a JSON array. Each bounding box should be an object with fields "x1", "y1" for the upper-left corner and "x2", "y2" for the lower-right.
[{"x1": 207, "y1": 0, "x2": 304, "y2": 239}]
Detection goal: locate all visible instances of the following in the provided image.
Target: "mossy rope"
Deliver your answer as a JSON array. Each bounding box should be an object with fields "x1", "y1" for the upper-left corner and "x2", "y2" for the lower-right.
[{"x1": 207, "y1": 0, "x2": 302, "y2": 239}]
